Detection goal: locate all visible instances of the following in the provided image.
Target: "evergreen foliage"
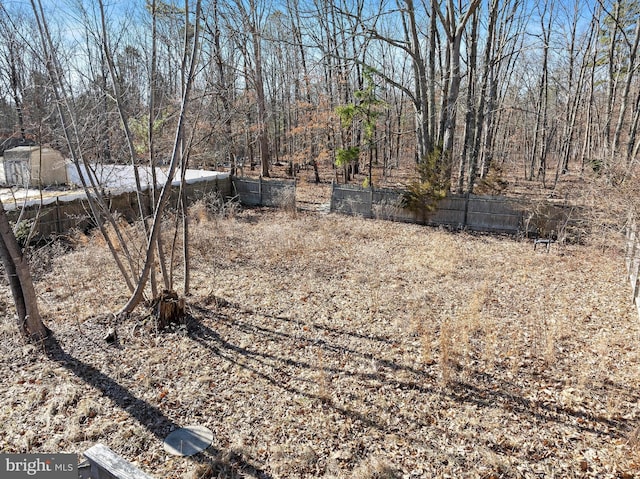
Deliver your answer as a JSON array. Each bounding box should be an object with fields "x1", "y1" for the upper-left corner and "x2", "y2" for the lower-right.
[{"x1": 401, "y1": 147, "x2": 448, "y2": 223}]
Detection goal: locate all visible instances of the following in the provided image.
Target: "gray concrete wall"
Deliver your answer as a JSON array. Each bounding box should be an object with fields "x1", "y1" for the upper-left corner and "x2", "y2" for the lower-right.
[
  {"x1": 330, "y1": 184, "x2": 580, "y2": 237},
  {"x1": 8, "y1": 175, "x2": 232, "y2": 239}
]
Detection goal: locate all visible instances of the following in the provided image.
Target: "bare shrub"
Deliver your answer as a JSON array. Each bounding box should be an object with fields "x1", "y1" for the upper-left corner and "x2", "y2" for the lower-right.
[
  {"x1": 194, "y1": 191, "x2": 240, "y2": 222},
  {"x1": 372, "y1": 196, "x2": 403, "y2": 222},
  {"x1": 24, "y1": 239, "x2": 73, "y2": 282},
  {"x1": 523, "y1": 198, "x2": 581, "y2": 244},
  {"x1": 273, "y1": 187, "x2": 297, "y2": 216}
]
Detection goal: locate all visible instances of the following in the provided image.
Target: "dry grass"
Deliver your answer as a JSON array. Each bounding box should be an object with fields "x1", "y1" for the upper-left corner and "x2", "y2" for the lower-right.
[{"x1": 0, "y1": 206, "x2": 639, "y2": 478}]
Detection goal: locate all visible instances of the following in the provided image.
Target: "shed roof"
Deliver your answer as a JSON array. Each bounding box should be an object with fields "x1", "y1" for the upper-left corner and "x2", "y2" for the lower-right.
[{"x1": 5, "y1": 145, "x2": 58, "y2": 153}]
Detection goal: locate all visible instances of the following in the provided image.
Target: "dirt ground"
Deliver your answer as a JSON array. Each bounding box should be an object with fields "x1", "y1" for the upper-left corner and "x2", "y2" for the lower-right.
[{"x1": 0, "y1": 203, "x2": 638, "y2": 478}]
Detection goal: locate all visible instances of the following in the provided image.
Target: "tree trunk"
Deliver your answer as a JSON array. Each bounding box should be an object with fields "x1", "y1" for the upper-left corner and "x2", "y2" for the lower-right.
[
  {"x1": 0, "y1": 232, "x2": 27, "y2": 334},
  {"x1": 29, "y1": 0, "x2": 137, "y2": 293},
  {"x1": 528, "y1": 2, "x2": 552, "y2": 184},
  {"x1": 403, "y1": 0, "x2": 431, "y2": 160},
  {"x1": 458, "y1": 10, "x2": 479, "y2": 194},
  {"x1": 152, "y1": 290, "x2": 185, "y2": 330},
  {"x1": 0, "y1": 199, "x2": 48, "y2": 341},
  {"x1": 604, "y1": 1, "x2": 621, "y2": 152},
  {"x1": 555, "y1": 4, "x2": 595, "y2": 186},
  {"x1": 439, "y1": 0, "x2": 481, "y2": 187},
  {"x1": 7, "y1": 37, "x2": 26, "y2": 142},
  {"x1": 467, "y1": 0, "x2": 499, "y2": 193},
  {"x1": 428, "y1": 0, "x2": 438, "y2": 146},
  {"x1": 611, "y1": 19, "x2": 640, "y2": 171}
]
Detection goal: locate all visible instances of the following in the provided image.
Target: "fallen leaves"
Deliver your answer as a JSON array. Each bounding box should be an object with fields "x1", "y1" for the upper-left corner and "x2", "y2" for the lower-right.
[{"x1": 0, "y1": 209, "x2": 638, "y2": 477}]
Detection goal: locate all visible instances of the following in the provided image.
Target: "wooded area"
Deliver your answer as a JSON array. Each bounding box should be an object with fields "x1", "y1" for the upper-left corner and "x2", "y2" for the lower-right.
[{"x1": 1, "y1": 0, "x2": 639, "y2": 191}]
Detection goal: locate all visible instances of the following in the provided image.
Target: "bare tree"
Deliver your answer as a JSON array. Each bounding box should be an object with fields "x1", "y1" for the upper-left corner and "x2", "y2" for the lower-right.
[
  {"x1": 226, "y1": 0, "x2": 271, "y2": 177},
  {"x1": 610, "y1": 17, "x2": 640, "y2": 172},
  {"x1": 118, "y1": 0, "x2": 202, "y2": 315},
  {"x1": 438, "y1": 0, "x2": 481, "y2": 187},
  {"x1": 29, "y1": 0, "x2": 139, "y2": 293},
  {"x1": 0, "y1": 18, "x2": 27, "y2": 142},
  {"x1": 527, "y1": 0, "x2": 554, "y2": 185},
  {"x1": 457, "y1": 8, "x2": 479, "y2": 193},
  {"x1": 358, "y1": 0, "x2": 437, "y2": 164},
  {"x1": 554, "y1": 1, "x2": 598, "y2": 186},
  {"x1": 200, "y1": 0, "x2": 240, "y2": 172}
]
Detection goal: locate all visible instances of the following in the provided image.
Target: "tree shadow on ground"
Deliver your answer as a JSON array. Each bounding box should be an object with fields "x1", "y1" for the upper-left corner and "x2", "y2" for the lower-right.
[
  {"x1": 448, "y1": 370, "x2": 636, "y2": 441},
  {"x1": 189, "y1": 302, "x2": 637, "y2": 449},
  {"x1": 185, "y1": 312, "x2": 393, "y2": 433},
  {"x1": 192, "y1": 302, "x2": 429, "y2": 378},
  {"x1": 44, "y1": 334, "x2": 272, "y2": 479}
]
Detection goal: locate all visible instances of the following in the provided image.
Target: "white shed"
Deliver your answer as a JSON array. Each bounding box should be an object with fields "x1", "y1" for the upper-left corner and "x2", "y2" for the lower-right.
[{"x1": 3, "y1": 146, "x2": 68, "y2": 187}]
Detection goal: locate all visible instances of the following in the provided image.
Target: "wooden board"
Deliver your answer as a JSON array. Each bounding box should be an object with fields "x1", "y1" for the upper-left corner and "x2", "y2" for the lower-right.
[{"x1": 84, "y1": 444, "x2": 156, "y2": 479}]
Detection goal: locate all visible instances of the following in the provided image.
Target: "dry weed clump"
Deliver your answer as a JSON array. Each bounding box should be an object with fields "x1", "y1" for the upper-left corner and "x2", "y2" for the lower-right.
[
  {"x1": 0, "y1": 208, "x2": 638, "y2": 478},
  {"x1": 438, "y1": 316, "x2": 456, "y2": 385},
  {"x1": 410, "y1": 305, "x2": 435, "y2": 365},
  {"x1": 192, "y1": 191, "x2": 241, "y2": 224},
  {"x1": 273, "y1": 188, "x2": 298, "y2": 217}
]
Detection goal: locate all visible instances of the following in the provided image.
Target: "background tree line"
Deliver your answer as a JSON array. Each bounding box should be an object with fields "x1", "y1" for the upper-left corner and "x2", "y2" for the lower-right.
[{"x1": 1, "y1": 0, "x2": 638, "y2": 192}]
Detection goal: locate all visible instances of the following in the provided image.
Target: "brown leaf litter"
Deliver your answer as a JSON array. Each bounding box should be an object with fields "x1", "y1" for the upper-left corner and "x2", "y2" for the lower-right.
[{"x1": 0, "y1": 207, "x2": 638, "y2": 478}]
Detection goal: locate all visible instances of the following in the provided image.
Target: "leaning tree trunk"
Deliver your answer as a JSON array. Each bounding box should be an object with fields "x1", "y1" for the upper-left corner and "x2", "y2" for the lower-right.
[{"x1": 0, "y1": 199, "x2": 48, "y2": 341}]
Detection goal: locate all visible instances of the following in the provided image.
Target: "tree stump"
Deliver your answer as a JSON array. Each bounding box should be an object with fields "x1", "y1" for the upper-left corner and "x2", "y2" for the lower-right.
[{"x1": 152, "y1": 290, "x2": 186, "y2": 330}]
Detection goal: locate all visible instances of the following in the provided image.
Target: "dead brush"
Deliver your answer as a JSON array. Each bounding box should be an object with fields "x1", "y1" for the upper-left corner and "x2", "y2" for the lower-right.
[
  {"x1": 274, "y1": 188, "x2": 297, "y2": 217},
  {"x1": 439, "y1": 316, "x2": 456, "y2": 385},
  {"x1": 411, "y1": 310, "x2": 435, "y2": 365},
  {"x1": 190, "y1": 451, "x2": 245, "y2": 479},
  {"x1": 25, "y1": 239, "x2": 72, "y2": 281},
  {"x1": 369, "y1": 288, "x2": 380, "y2": 321},
  {"x1": 542, "y1": 316, "x2": 557, "y2": 366},
  {"x1": 527, "y1": 291, "x2": 557, "y2": 366},
  {"x1": 435, "y1": 285, "x2": 490, "y2": 383},
  {"x1": 99, "y1": 214, "x2": 144, "y2": 254},
  {"x1": 627, "y1": 426, "x2": 640, "y2": 461},
  {"x1": 195, "y1": 191, "x2": 241, "y2": 223},
  {"x1": 457, "y1": 283, "x2": 489, "y2": 370},
  {"x1": 269, "y1": 443, "x2": 320, "y2": 477},
  {"x1": 190, "y1": 199, "x2": 210, "y2": 224}
]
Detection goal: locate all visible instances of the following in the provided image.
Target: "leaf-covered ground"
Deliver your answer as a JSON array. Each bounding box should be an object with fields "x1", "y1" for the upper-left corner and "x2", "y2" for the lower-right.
[{"x1": 0, "y1": 207, "x2": 639, "y2": 478}]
